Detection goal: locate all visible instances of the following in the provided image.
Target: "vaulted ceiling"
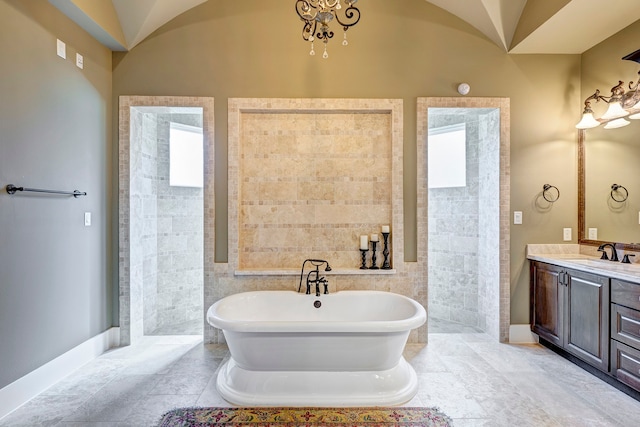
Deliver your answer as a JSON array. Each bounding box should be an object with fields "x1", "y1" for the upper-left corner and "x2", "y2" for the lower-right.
[{"x1": 49, "y1": 0, "x2": 640, "y2": 54}]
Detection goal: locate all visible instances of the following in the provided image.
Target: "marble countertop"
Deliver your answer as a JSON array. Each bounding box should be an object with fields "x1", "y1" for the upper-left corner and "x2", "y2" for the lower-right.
[{"x1": 527, "y1": 244, "x2": 640, "y2": 284}]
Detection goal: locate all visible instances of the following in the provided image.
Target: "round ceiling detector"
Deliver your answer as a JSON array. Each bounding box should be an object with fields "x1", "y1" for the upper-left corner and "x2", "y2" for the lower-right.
[{"x1": 457, "y1": 83, "x2": 470, "y2": 95}]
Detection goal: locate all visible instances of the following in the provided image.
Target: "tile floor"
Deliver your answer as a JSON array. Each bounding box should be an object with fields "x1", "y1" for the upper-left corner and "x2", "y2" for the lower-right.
[{"x1": 2, "y1": 321, "x2": 640, "y2": 426}]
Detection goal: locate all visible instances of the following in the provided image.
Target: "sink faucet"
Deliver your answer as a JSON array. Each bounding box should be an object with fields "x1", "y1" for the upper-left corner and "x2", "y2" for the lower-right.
[
  {"x1": 597, "y1": 243, "x2": 619, "y2": 262},
  {"x1": 298, "y1": 259, "x2": 331, "y2": 296}
]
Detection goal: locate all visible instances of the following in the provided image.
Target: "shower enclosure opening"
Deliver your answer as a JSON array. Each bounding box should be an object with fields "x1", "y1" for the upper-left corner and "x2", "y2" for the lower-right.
[
  {"x1": 128, "y1": 106, "x2": 204, "y2": 337},
  {"x1": 427, "y1": 107, "x2": 501, "y2": 334}
]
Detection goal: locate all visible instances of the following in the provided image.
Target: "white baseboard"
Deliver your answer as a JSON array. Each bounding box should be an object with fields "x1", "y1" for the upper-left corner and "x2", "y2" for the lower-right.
[
  {"x1": 509, "y1": 324, "x2": 538, "y2": 344},
  {"x1": 0, "y1": 327, "x2": 120, "y2": 420}
]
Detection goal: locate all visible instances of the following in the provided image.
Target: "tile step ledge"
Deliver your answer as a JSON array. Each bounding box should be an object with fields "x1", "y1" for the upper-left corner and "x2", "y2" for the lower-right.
[{"x1": 235, "y1": 269, "x2": 397, "y2": 276}]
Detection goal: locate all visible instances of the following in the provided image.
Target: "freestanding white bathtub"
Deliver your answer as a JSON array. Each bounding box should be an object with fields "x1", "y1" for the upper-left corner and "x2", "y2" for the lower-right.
[{"x1": 207, "y1": 290, "x2": 426, "y2": 407}]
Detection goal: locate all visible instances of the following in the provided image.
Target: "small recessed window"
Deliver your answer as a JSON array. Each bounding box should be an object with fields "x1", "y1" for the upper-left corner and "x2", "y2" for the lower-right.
[
  {"x1": 169, "y1": 122, "x2": 203, "y2": 188},
  {"x1": 428, "y1": 123, "x2": 466, "y2": 189}
]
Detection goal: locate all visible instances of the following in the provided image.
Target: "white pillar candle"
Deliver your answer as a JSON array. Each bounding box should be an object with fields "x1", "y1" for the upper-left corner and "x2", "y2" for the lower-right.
[
  {"x1": 370, "y1": 233, "x2": 379, "y2": 242},
  {"x1": 360, "y1": 235, "x2": 368, "y2": 250},
  {"x1": 382, "y1": 225, "x2": 390, "y2": 233}
]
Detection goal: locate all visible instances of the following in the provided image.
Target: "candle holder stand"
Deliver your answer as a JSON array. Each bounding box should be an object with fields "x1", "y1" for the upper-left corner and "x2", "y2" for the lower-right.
[
  {"x1": 381, "y1": 232, "x2": 391, "y2": 269},
  {"x1": 359, "y1": 249, "x2": 368, "y2": 269},
  {"x1": 370, "y1": 241, "x2": 379, "y2": 269}
]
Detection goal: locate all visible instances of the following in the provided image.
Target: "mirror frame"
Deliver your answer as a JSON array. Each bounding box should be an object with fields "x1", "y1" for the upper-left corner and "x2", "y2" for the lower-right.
[{"x1": 578, "y1": 129, "x2": 640, "y2": 250}]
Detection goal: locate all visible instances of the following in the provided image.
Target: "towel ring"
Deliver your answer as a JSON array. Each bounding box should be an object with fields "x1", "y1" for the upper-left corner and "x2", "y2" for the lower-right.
[
  {"x1": 542, "y1": 184, "x2": 560, "y2": 203},
  {"x1": 611, "y1": 184, "x2": 628, "y2": 203}
]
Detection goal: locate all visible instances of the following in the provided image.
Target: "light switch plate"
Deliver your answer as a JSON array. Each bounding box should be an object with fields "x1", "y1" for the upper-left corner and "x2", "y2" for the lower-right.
[
  {"x1": 588, "y1": 228, "x2": 598, "y2": 240},
  {"x1": 513, "y1": 211, "x2": 522, "y2": 225},
  {"x1": 56, "y1": 39, "x2": 66, "y2": 59},
  {"x1": 563, "y1": 228, "x2": 572, "y2": 241},
  {"x1": 84, "y1": 212, "x2": 91, "y2": 227},
  {"x1": 76, "y1": 53, "x2": 83, "y2": 69}
]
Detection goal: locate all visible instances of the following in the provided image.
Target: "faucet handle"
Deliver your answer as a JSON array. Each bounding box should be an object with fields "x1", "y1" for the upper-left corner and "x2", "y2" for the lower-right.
[
  {"x1": 318, "y1": 277, "x2": 329, "y2": 294},
  {"x1": 622, "y1": 254, "x2": 636, "y2": 264}
]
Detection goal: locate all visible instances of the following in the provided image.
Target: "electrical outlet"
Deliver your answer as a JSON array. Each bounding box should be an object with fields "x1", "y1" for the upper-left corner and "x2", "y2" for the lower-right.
[
  {"x1": 563, "y1": 228, "x2": 572, "y2": 241},
  {"x1": 513, "y1": 211, "x2": 522, "y2": 225},
  {"x1": 588, "y1": 228, "x2": 598, "y2": 240},
  {"x1": 84, "y1": 212, "x2": 91, "y2": 227},
  {"x1": 76, "y1": 53, "x2": 83, "y2": 69},
  {"x1": 56, "y1": 39, "x2": 66, "y2": 59}
]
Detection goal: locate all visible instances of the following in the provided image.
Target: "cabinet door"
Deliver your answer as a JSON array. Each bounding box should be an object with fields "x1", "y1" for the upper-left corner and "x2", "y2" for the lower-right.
[
  {"x1": 530, "y1": 261, "x2": 564, "y2": 347},
  {"x1": 565, "y1": 269, "x2": 610, "y2": 371}
]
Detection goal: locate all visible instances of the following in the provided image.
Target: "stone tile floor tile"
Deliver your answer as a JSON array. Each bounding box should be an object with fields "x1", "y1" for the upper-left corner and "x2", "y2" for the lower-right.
[{"x1": 2, "y1": 324, "x2": 640, "y2": 426}]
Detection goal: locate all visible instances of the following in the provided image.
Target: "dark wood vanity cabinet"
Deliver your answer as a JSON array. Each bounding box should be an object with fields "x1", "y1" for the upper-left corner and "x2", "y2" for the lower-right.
[
  {"x1": 611, "y1": 279, "x2": 640, "y2": 390},
  {"x1": 530, "y1": 262, "x2": 564, "y2": 346},
  {"x1": 530, "y1": 261, "x2": 610, "y2": 371}
]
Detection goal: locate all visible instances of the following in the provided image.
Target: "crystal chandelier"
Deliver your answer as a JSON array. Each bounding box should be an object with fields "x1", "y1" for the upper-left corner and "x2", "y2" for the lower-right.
[
  {"x1": 295, "y1": 0, "x2": 361, "y2": 59},
  {"x1": 576, "y1": 49, "x2": 640, "y2": 130}
]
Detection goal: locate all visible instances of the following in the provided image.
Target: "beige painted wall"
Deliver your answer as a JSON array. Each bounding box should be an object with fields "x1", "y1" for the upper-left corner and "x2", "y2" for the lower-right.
[
  {"x1": 580, "y1": 21, "x2": 640, "y2": 244},
  {"x1": 112, "y1": 0, "x2": 582, "y2": 325}
]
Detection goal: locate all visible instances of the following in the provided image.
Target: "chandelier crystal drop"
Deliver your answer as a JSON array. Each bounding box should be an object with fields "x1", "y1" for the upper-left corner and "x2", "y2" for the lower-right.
[
  {"x1": 296, "y1": 0, "x2": 361, "y2": 59},
  {"x1": 576, "y1": 48, "x2": 640, "y2": 129}
]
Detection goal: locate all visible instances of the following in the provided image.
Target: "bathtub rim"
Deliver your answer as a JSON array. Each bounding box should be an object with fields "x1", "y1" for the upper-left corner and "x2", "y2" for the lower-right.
[{"x1": 207, "y1": 290, "x2": 426, "y2": 333}]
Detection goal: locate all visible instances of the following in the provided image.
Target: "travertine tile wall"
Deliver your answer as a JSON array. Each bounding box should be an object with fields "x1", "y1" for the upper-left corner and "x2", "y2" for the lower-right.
[
  {"x1": 126, "y1": 109, "x2": 205, "y2": 337},
  {"x1": 137, "y1": 111, "x2": 159, "y2": 336},
  {"x1": 427, "y1": 113, "x2": 482, "y2": 328},
  {"x1": 128, "y1": 108, "x2": 156, "y2": 340},
  {"x1": 119, "y1": 97, "x2": 508, "y2": 345},
  {"x1": 427, "y1": 109, "x2": 500, "y2": 334},
  {"x1": 418, "y1": 97, "x2": 510, "y2": 343},
  {"x1": 119, "y1": 97, "x2": 215, "y2": 346},
  {"x1": 477, "y1": 110, "x2": 501, "y2": 338},
  {"x1": 205, "y1": 98, "x2": 428, "y2": 343},
  {"x1": 154, "y1": 113, "x2": 204, "y2": 335},
  {"x1": 238, "y1": 112, "x2": 392, "y2": 269}
]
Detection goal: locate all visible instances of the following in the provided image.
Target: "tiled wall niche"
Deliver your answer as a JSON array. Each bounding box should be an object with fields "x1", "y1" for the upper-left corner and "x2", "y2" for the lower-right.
[
  {"x1": 238, "y1": 110, "x2": 393, "y2": 270},
  {"x1": 230, "y1": 99, "x2": 403, "y2": 273},
  {"x1": 207, "y1": 98, "x2": 429, "y2": 343}
]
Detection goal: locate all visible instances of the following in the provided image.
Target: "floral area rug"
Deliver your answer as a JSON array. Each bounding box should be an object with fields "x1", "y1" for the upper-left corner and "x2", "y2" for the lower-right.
[{"x1": 156, "y1": 407, "x2": 453, "y2": 427}]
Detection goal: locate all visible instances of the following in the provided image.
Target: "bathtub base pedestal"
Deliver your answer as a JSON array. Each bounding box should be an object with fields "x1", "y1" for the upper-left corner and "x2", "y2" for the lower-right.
[{"x1": 216, "y1": 356, "x2": 419, "y2": 407}]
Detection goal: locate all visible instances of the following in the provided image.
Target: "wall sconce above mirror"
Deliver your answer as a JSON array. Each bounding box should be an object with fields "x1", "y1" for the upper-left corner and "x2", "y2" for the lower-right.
[{"x1": 576, "y1": 48, "x2": 640, "y2": 129}]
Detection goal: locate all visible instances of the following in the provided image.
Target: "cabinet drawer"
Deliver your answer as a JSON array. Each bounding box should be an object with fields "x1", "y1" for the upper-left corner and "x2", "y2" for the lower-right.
[
  {"x1": 611, "y1": 279, "x2": 640, "y2": 311},
  {"x1": 611, "y1": 340, "x2": 640, "y2": 391},
  {"x1": 611, "y1": 304, "x2": 640, "y2": 350}
]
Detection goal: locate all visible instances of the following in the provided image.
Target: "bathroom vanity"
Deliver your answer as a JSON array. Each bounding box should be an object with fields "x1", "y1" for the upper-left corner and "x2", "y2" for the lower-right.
[{"x1": 528, "y1": 245, "x2": 640, "y2": 397}]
